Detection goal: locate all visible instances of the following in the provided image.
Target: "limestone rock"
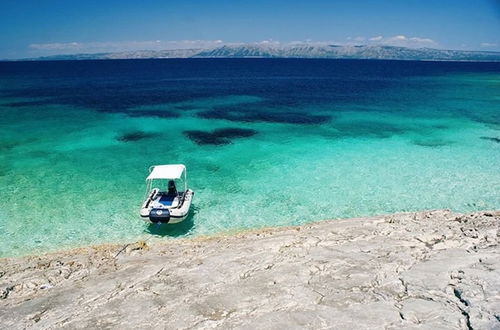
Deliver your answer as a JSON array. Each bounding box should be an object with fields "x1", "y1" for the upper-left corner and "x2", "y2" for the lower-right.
[{"x1": 0, "y1": 210, "x2": 498, "y2": 329}]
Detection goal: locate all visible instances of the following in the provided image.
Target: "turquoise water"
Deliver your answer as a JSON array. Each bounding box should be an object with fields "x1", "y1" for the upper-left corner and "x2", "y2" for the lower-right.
[{"x1": 0, "y1": 59, "x2": 499, "y2": 257}]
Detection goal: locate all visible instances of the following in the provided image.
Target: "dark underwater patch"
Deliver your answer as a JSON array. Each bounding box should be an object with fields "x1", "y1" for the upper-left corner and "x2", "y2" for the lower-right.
[
  {"x1": 197, "y1": 108, "x2": 330, "y2": 125},
  {"x1": 119, "y1": 110, "x2": 180, "y2": 119},
  {"x1": 468, "y1": 112, "x2": 500, "y2": 127},
  {"x1": 184, "y1": 127, "x2": 257, "y2": 145},
  {"x1": 29, "y1": 150, "x2": 52, "y2": 157},
  {"x1": 117, "y1": 131, "x2": 161, "y2": 142},
  {"x1": 213, "y1": 128, "x2": 257, "y2": 139},
  {"x1": 0, "y1": 166, "x2": 7, "y2": 177},
  {"x1": 184, "y1": 131, "x2": 228, "y2": 145},
  {"x1": 0, "y1": 141, "x2": 20, "y2": 151},
  {"x1": 2, "y1": 100, "x2": 55, "y2": 107},
  {"x1": 174, "y1": 105, "x2": 199, "y2": 110},
  {"x1": 0, "y1": 138, "x2": 41, "y2": 151},
  {"x1": 480, "y1": 136, "x2": 500, "y2": 143},
  {"x1": 413, "y1": 139, "x2": 453, "y2": 147},
  {"x1": 432, "y1": 124, "x2": 449, "y2": 130},
  {"x1": 333, "y1": 121, "x2": 406, "y2": 138}
]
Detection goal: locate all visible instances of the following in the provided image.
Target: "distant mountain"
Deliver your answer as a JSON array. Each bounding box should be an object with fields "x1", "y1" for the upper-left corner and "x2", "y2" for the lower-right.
[
  {"x1": 20, "y1": 44, "x2": 500, "y2": 62},
  {"x1": 194, "y1": 44, "x2": 500, "y2": 61},
  {"x1": 29, "y1": 48, "x2": 202, "y2": 61}
]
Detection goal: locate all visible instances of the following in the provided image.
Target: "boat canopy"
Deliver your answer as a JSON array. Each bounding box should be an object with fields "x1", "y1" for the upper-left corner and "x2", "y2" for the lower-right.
[{"x1": 147, "y1": 164, "x2": 186, "y2": 181}]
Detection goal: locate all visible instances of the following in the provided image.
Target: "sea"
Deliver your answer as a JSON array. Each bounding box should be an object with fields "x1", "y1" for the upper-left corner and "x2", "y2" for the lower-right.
[{"x1": 0, "y1": 58, "x2": 499, "y2": 257}]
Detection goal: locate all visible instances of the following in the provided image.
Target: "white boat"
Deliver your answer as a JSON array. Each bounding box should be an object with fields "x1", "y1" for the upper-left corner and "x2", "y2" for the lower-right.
[{"x1": 140, "y1": 164, "x2": 194, "y2": 224}]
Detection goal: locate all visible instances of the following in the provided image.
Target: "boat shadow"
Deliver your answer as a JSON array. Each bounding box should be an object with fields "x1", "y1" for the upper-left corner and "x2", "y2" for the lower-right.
[{"x1": 145, "y1": 212, "x2": 195, "y2": 237}]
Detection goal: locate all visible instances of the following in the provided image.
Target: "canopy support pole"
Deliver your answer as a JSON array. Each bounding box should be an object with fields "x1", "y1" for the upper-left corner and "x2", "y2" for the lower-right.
[{"x1": 184, "y1": 169, "x2": 187, "y2": 192}]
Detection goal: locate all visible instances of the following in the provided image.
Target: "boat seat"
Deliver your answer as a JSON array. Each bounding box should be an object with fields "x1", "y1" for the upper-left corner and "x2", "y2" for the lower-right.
[{"x1": 158, "y1": 194, "x2": 176, "y2": 206}]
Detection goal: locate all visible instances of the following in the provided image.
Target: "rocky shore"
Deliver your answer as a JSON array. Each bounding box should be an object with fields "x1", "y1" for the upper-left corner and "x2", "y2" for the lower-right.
[{"x1": 1, "y1": 210, "x2": 499, "y2": 329}]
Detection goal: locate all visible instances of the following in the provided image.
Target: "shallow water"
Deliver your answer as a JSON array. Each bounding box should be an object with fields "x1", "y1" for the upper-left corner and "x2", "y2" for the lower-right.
[{"x1": 0, "y1": 59, "x2": 499, "y2": 257}]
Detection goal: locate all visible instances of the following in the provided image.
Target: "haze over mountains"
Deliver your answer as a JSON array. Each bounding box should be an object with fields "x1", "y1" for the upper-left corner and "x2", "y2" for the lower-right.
[{"x1": 20, "y1": 44, "x2": 500, "y2": 61}]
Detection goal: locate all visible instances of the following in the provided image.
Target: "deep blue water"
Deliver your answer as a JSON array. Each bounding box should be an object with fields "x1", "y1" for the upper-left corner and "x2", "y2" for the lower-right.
[{"x1": 1, "y1": 59, "x2": 499, "y2": 125}]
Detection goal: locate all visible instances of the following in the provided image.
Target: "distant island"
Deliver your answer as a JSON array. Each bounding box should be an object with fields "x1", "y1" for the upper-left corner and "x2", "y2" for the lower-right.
[{"x1": 17, "y1": 44, "x2": 500, "y2": 62}]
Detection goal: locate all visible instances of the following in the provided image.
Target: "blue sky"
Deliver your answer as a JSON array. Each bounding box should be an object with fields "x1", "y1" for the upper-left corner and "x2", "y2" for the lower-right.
[{"x1": 1, "y1": 0, "x2": 499, "y2": 59}]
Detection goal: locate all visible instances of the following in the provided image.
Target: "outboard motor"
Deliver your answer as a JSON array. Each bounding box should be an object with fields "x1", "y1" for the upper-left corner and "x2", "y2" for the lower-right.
[{"x1": 149, "y1": 208, "x2": 170, "y2": 224}]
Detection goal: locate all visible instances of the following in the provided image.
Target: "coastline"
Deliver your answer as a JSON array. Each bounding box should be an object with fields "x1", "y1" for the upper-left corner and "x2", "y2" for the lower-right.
[
  {"x1": 1, "y1": 209, "x2": 499, "y2": 329},
  {"x1": 2, "y1": 59, "x2": 499, "y2": 258}
]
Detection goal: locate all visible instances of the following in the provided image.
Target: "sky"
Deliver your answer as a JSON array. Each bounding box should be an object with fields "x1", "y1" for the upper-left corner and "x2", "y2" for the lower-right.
[{"x1": 0, "y1": 0, "x2": 499, "y2": 59}]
